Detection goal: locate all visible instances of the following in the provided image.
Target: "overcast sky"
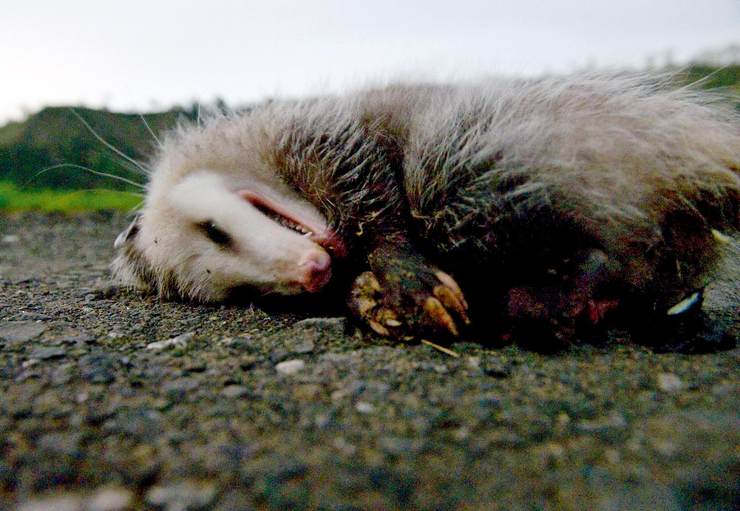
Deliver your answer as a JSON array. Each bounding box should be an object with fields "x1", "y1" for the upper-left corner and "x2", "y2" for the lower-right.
[{"x1": 1, "y1": 0, "x2": 738, "y2": 122}]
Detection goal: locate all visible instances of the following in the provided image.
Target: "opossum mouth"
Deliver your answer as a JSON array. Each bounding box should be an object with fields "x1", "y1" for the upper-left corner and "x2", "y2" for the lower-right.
[{"x1": 237, "y1": 190, "x2": 347, "y2": 258}]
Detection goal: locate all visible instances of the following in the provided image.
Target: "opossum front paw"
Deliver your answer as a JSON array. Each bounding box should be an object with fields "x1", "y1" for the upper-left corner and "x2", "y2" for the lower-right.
[{"x1": 348, "y1": 266, "x2": 470, "y2": 340}]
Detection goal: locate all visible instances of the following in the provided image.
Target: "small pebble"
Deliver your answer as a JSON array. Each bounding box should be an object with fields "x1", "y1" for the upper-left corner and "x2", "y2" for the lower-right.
[
  {"x1": 145, "y1": 480, "x2": 217, "y2": 510},
  {"x1": 146, "y1": 332, "x2": 194, "y2": 351},
  {"x1": 221, "y1": 385, "x2": 249, "y2": 398},
  {"x1": 86, "y1": 486, "x2": 134, "y2": 511},
  {"x1": 275, "y1": 359, "x2": 305, "y2": 375},
  {"x1": 1, "y1": 234, "x2": 19, "y2": 244},
  {"x1": 355, "y1": 401, "x2": 375, "y2": 414},
  {"x1": 657, "y1": 373, "x2": 684, "y2": 392}
]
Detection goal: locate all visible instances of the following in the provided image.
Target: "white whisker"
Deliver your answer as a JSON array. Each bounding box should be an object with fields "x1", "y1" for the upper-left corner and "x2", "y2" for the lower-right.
[
  {"x1": 31, "y1": 163, "x2": 145, "y2": 190},
  {"x1": 139, "y1": 114, "x2": 162, "y2": 148},
  {"x1": 70, "y1": 109, "x2": 151, "y2": 176}
]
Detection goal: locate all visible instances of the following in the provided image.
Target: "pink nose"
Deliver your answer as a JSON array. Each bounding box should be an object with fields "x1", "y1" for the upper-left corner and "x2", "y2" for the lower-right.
[{"x1": 298, "y1": 250, "x2": 332, "y2": 292}]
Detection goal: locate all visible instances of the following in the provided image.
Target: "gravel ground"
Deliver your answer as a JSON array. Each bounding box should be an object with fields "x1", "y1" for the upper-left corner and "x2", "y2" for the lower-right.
[{"x1": 0, "y1": 212, "x2": 738, "y2": 511}]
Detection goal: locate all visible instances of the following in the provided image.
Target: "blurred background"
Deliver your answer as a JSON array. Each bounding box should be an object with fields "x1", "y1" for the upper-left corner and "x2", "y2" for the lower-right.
[{"x1": 0, "y1": 0, "x2": 738, "y2": 211}]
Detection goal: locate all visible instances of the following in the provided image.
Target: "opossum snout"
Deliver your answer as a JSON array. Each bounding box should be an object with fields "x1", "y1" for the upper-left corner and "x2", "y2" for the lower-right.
[{"x1": 298, "y1": 250, "x2": 332, "y2": 293}]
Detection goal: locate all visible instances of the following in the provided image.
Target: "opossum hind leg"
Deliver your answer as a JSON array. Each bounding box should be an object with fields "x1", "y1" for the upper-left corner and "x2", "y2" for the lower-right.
[
  {"x1": 503, "y1": 248, "x2": 623, "y2": 350},
  {"x1": 502, "y1": 245, "x2": 736, "y2": 353},
  {"x1": 348, "y1": 239, "x2": 470, "y2": 341}
]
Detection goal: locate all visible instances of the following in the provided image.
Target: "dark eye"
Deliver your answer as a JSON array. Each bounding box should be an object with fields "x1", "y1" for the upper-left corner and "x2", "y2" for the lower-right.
[{"x1": 197, "y1": 221, "x2": 233, "y2": 248}]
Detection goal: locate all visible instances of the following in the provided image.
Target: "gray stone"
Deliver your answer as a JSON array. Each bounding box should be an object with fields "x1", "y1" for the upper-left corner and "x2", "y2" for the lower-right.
[
  {"x1": 0, "y1": 321, "x2": 47, "y2": 345},
  {"x1": 221, "y1": 385, "x2": 249, "y2": 398},
  {"x1": 146, "y1": 332, "x2": 194, "y2": 351},
  {"x1": 86, "y1": 486, "x2": 134, "y2": 511},
  {"x1": 355, "y1": 401, "x2": 375, "y2": 414},
  {"x1": 145, "y1": 480, "x2": 217, "y2": 511},
  {"x1": 275, "y1": 359, "x2": 305, "y2": 375},
  {"x1": 657, "y1": 373, "x2": 684, "y2": 393},
  {"x1": 30, "y1": 347, "x2": 67, "y2": 360}
]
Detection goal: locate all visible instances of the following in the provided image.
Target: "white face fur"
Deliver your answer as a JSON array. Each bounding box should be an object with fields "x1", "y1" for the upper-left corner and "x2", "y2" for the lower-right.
[{"x1": 112, "y1": 171, "x2": 341, "y2": 301}]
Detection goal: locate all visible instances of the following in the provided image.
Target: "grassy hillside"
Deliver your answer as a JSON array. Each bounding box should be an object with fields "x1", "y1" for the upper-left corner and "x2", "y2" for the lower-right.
[{"x1": 0, "y1": 106, "x2": 197, "y2": 191}]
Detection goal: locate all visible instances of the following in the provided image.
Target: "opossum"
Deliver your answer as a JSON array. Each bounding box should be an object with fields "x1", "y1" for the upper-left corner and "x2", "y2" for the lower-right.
[{"x1": 111, "y1": 73, "x2": 740, "y2": 350}]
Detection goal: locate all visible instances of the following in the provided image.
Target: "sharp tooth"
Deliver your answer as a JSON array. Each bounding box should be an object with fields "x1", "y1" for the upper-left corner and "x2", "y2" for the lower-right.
[{"x1": 264, "y1": 208, "x2": 312, "y2": 237}]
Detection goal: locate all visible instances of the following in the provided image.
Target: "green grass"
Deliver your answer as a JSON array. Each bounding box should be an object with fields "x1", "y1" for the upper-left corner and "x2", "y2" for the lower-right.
[{"x1": 0, "y1": 181, "x2": 142, "y2": 213}]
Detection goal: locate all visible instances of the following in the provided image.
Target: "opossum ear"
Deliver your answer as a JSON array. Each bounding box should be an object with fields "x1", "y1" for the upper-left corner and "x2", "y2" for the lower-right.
[{"x1": 114, "y1": 214, "x2": 141, "y2": 249}]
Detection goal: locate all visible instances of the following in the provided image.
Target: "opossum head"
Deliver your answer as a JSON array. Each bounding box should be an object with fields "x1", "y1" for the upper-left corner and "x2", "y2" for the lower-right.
[{"x1": 111, "y1": 172, "x2": 345, "y2": 301}]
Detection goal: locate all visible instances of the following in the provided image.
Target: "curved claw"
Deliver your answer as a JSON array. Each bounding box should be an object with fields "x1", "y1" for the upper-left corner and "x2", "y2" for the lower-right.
[
  {"x1": 423, "y1": 296, "x2": 459, "y2": 337},
  {"x1": 434, "y1": 270, "x2": 468, "y2": 310},
  {"x1": 433, "y1": 284, "x2": 470, "y2": 325},
  {"x1": 367, "y1": 320, "x2": 390, "y2": 336}
]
